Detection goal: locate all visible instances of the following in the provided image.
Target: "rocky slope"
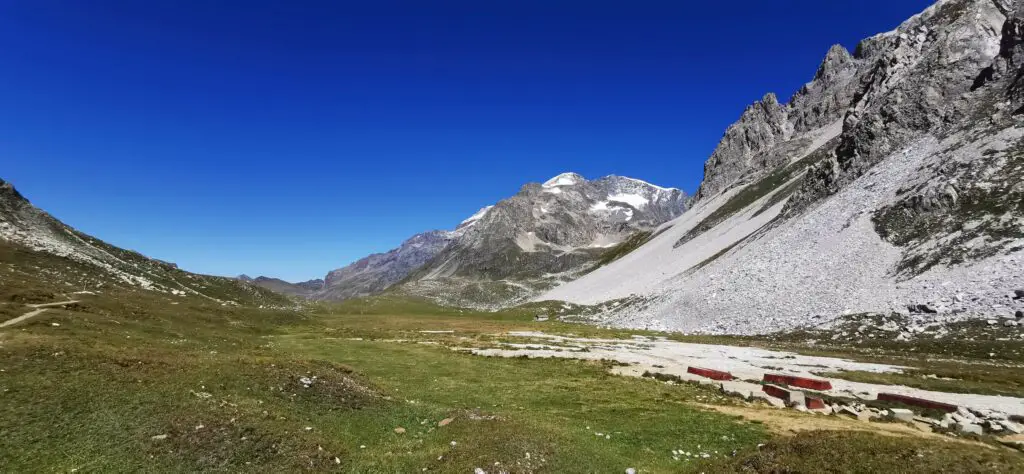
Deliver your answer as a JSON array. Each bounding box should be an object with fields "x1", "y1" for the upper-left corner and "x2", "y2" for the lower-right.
[
  {"x1": 0, "y1": 179, "x2": 289, "y2": 307},
  {"x1": 313, "y1": 173, "x2": 688, "y2": 307},
  {"x1": 317, "y1": 229, "x2": 456, "y2": 301},
  {"x1": 540, "y1": 0, "x2": 1024, "y2": 334}
]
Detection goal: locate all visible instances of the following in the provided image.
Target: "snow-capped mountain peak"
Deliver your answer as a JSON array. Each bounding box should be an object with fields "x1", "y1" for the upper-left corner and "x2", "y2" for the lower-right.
[
  {"x1": 542, "y1": 172, "x2": 586, "y2": 188},
  {"x1": 459, "y1": 205, "x2": 494, "y2": 227}
]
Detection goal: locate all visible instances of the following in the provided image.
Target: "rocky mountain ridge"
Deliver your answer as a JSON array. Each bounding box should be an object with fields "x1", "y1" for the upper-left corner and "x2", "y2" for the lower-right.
[
  {"x1": 540, "y1": 0, "x2": 1024, "y2": 334},
  {"x1": 272, "y1": 173, "x2": 689, "y2": 306},
  {"x1": 0, "y1": 179, "x2": 289, "y2": 306}
]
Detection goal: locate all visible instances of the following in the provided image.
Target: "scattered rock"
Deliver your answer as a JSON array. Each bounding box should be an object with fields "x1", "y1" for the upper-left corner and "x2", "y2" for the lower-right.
[
  {"x1": 438, "y1": 418, "x2": 454, "y2": 427},
  {"x1": 1000, "y1": 421, "x2": 1024, "y2": 434},
  {"x1": 626, "y1": 469, "x2": 637, "y2": 474},
  {"x1": 909, "y1": 304, "x2": 938, "y2": 314},
  {"x1": 151, "y1": 434, "x2": 169, "y2": 441},
  {"x1": 837, "y1": 406, "x2": 861, "y2": 419},
  {"x1": 889, "y1": 408, "x2": 915, "y2": 422},
  {"x1": 957, "y1": 423, "x2": 984, "y2": 436},
  {"x1": 394, "y1": 427, "x2": 406, "y2": 434}
]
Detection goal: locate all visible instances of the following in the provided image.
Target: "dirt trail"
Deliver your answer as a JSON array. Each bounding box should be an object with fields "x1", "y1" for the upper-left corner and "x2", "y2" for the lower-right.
[{"x1": 0, "y1": 300, "x2": 78, "y2": 328}]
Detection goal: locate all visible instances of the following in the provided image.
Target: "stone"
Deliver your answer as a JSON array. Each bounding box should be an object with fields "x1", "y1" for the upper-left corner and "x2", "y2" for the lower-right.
[
  {"x1": 1014, "y1": 290, "x2": 1024, "y2": 299},
  {"x1": 394, "y1": 427, "x2": 406, "y2": 434},
  {"x1": 889, "y1": 408, "x2": 915, "y2": 422},
  {"x1": 720, "y1": 381, "x2": 758, "y2": 399},
  {"x1": 837, "y1": 406, "x2": 861, "y2": 419},
  {"x1": 1001, "y1": 421, "x2": 1024, "y2": 434},
  {"x1": 626, "y1": 469, "x2": 637, "y2": 474},
  {"x1": 151, "y1": 434, "x2": 169, "y2": 441},
  {"x1": 1006, "y1": 320, "x2": 1019, "y2": 327},
  {"x1": 438, "y1": 418, "x2": 454, "y2": 427},
  {"x1": 751, "y1": 391, "x2": 786, "y2": 408},
  {"x1": 957, "y1": 423, "x2": 984, "y2": 436},
  {"x1": 1016, "y1": 310, "x2": 1023, "y2": 319}
]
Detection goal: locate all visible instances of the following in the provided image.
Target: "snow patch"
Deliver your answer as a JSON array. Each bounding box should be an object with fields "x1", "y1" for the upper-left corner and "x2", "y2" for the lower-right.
[
  {"x1": 542, "y1": 172, "x2": 585, "y2": 188},
  {"x1": 607, "y1": 193, "x2": 649, "y2": 209},
  {"x1": 460, "y1": 206, "x2": 494, "y2": 227}
]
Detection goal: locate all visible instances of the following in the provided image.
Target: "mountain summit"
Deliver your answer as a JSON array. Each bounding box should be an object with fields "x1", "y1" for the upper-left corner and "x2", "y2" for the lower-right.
[{"x1": 292, "y1": 173, "x2": 688, "y2": 306}]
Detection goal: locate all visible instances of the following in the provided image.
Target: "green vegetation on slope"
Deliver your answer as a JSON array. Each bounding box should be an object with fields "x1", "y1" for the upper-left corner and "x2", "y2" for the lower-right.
[
  {"x1": 2, "y1": 240, "x2": 1022, "y2": 472},
  {"x1": 710, "y1": 430, "x2": 1024, "y2": 473}
]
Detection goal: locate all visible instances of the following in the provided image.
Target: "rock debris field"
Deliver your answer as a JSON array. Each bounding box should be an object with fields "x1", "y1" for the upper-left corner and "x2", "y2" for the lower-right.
[{"x1": 465, "y1": 331, "x2": 1024, "y2": 418}]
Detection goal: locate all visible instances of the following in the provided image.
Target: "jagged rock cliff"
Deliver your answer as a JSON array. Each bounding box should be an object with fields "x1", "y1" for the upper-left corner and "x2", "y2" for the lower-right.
[{"x1": 542, "y1": 0, "x2": 1024, "y2": 335}]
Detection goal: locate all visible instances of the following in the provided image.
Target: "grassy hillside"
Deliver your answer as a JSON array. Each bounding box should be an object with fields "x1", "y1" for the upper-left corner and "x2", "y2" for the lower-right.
[{"x1": 2, "y1": 243, "x2": 1022, "y2": 472}]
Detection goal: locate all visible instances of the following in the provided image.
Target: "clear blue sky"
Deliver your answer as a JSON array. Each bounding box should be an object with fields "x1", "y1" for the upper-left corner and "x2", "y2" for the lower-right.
[{"x1": 2, "y1": 0, "x2": 933, "y2": 282}]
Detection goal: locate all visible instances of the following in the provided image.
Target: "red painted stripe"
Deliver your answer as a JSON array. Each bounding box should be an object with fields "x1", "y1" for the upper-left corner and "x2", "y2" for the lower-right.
[
  {"x1": 762, "y1": 384, "x2": 791, "y2": 401},
  {"x1": 762, "y1": 373, "x2": 833, "y2": 391},
  {"x1": 806, "y1": 397, "x2": 826, "y2": 410},
  {"x1": 687, "y1": 366, "x2": 733, "y2": 381}
]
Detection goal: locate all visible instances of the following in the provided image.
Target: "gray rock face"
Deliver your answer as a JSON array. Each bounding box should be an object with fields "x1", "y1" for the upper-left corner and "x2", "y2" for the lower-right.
[
  {"x1": 313, "y1": 173, "x2": 687, "y2": 306},
  {"x1": 539, "y1": 0, "x2": 1024, "y2": 335},
  {"x1": 695, "y1": 44, "x2": 858, "y2": 202},
  {"x1": 317, "y1": 230, "x2": 454, "y2": 300},
  {"x1": 412, "y1": 174, "x2": 687, "y2": 281},
  {"x1": 789, "y1": 0, "x2": 1010, "y2": 212}
]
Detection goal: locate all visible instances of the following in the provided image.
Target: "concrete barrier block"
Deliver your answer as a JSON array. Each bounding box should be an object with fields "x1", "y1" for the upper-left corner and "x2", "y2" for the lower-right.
[{"x1": 687, "y1": 366, "x2": 733, "y2": 381}]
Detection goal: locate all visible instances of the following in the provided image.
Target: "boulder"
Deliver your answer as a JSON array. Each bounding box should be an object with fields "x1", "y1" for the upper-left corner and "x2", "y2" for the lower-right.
[
  {"x1": 889, "y1": 408, "x2": 915, "y2": 422},
  {"x1": 957, "y1": 423, "x2": 984, "y2": 436},
  {"x1": 1000, "y1": 421, "x2": 1024, "y2": 434}
]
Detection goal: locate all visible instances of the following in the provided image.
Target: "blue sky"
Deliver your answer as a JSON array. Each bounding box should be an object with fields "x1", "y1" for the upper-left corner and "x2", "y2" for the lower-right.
[{"x1": 2, "y1": 0, "x2": 934, "y2": 282}]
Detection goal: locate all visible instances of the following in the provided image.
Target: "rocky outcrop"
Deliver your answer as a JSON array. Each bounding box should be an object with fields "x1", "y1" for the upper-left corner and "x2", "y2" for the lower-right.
[
  {"x1": 696, "y1": 94, "x2": 792, "y2": 201},
  {"x1": 788, "y1": 0, "x2": 1010, "y2": 213},
  {"x1": 695, "y1": 43, "x2": 859, "y2": 202}
]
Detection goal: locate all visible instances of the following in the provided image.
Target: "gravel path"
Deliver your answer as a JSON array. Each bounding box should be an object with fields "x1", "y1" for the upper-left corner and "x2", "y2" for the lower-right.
[{"x1": 0, "y1": 300, "x2": 78, "y2": 328}]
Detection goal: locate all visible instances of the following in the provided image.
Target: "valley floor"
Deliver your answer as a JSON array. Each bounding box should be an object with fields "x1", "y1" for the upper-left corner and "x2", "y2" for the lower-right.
[{"x1": 1, "y1": 287, "x2": 1023, "y2": 472}]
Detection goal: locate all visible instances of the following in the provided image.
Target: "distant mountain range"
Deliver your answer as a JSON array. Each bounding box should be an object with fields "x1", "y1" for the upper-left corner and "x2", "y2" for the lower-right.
[
  {"x1": 4, "y1": 0, "x2": 1022, "y2": 335},
  {"x1": 245, "y1": 172, "x2": 689, "y2": 307}
]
